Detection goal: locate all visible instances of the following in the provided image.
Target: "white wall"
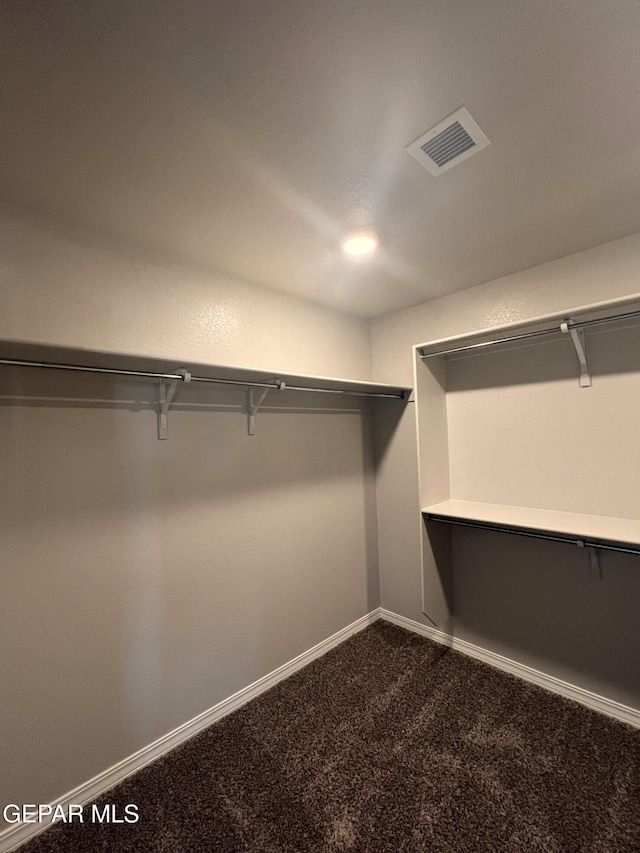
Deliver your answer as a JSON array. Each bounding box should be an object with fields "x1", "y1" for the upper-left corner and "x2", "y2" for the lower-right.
[
  {"x1": 372, "y1": 232, "x2": 640, "y2": 386},
  {"x1": 371, "y1": 232, "x2": 640, "y2": 708},
  {"x1": 445, "y1": 327, "x2": 640, "y2": 518},
  {"x1": 0, "y1": 204, "x2": 371, "y2": 380},
  {"x1": 0, "y1": 206, "x2": 379, "y2": 818}
]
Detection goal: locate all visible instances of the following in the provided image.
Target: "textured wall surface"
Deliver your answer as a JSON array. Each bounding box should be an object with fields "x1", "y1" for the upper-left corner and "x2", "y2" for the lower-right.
[
  {"x1": 0, "y1": 205, "x2": 371, "y2": 380},
  {"x1": 0, "y1": 208, "x2": 379, "y2": 818}
]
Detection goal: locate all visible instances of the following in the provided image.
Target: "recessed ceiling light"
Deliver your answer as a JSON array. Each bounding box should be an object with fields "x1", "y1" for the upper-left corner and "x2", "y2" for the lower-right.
[{"x1": 341, "y1": 230, "x2": 378, "y2": 257}]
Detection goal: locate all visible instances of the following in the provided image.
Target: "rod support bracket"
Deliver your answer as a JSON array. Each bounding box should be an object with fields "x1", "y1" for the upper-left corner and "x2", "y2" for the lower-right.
[
  {"x1": 247, "y1": 386, "x2": 271, "y2": 435},
  {"x1": 577, "y1": 540, "x2": 602, "y2": 578},
  {"x1": 157, "y1": 369, "x2": 190, "y2": 440},
  {"x1": 561, "y1": 321, "x2": 591, "y2": 387}
]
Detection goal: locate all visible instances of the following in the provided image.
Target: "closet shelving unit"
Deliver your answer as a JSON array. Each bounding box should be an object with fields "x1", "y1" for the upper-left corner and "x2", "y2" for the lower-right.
[
  {"x1": 0, "y1": 340, "x2": 411, "y2": 438},
  {"x1": 422, "y1": 501, "x2": 640, "y2": 557},
  {"x1": 415, "y1": 301, "x2": 640, "y2": 584}
]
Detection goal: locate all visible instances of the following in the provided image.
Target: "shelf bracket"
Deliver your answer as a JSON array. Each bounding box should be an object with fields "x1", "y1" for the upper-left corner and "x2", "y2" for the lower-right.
[
  {"x1": 247, "y1": 386, "x2": 269, "y2": 435},
  {"x1": 577, "y1": 540, "x2": 602, "y2": 579},
  {"x1": 247, "y1": 379, "x2": 285, "y2": 435},
  {"x1": 560, "y1": 321, "x2": 591, "y2": 387},
  {"x1": 157, "y1": 369, "x2": 191, "y2": 440}
]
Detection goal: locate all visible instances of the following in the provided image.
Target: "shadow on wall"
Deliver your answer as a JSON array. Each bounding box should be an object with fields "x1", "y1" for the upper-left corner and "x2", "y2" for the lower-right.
[
  {"x1": 443, "y1": 526, "x2": 640, "y2": 707},
  {"x1": 0, "y1": 366, "x2": 375, "y2": 532},
  {"x1": 370, "y1": 395, "x2": 412, "y2": 466},
  {"x1": 422, "y1": 518, "x2": 454, "y2": 629},
  {"x1": 445, "y1": 323, "x2": 640, "y2": 392}
]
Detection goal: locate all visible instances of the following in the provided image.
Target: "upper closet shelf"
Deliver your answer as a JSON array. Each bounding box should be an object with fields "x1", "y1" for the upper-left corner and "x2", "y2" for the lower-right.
[
  {"x1": 423, "y1": 499, "x2": 640, "y2": 556},
  {"x1": 417, "y1": 303, "x2": 640, "y2": 382},
  {"x1": 0, "y1": 340, "x2": 411, "y2": 439}
]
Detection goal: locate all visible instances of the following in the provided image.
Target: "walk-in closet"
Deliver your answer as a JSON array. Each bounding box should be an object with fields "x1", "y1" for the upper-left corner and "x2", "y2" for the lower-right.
[{"x1": 3, "y1": 1, "x2": 640, "y2": 850}]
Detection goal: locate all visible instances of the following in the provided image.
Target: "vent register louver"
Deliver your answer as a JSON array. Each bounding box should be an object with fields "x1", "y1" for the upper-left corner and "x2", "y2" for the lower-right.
[{"x1": 406, "y1": 106, "x2": 490, "y2": 175}]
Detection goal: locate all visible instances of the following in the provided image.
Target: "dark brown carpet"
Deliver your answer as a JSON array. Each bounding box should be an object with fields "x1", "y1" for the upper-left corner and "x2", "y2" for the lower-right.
[{"x1": 19, "y1": 621, "x2": 640, "y2": 852}]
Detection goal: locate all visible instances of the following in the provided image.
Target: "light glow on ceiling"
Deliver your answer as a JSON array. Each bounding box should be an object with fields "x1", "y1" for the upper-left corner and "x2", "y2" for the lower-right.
[{"x1": 341, "y1": 231, "x2": 378, "y2": 257}]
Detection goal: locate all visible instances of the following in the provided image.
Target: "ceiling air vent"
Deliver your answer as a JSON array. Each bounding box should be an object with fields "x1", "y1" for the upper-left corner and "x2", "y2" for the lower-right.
[{"x1": 406, "y1": 106, "x2": 490, "y2": 175}]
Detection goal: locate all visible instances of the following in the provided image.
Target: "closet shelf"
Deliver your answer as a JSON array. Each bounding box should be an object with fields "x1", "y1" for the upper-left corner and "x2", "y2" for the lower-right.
[
  {"x1": 0, "y1": 340, "x2": 410, "y2": 400},
  {"x1": 423, "y1": 499, "x2": 640, "y2": 555},
  {"x1": 0, "y1": 340, "x2": 411, "y2": 439},
  {"x1": 417, "y1": 302, "x2": 640, "y2": 360}
]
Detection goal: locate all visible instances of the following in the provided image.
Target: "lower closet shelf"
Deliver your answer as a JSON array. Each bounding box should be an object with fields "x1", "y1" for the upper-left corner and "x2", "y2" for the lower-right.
[{"x1": 423, "y1": 499, "x2": 640, "y2": 555}]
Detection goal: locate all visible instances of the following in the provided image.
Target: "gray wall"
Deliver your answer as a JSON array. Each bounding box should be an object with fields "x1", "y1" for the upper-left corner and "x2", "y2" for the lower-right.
[
  {"x1": 4, "y1": 203, "x2": 640, "y2": 823},
  {"x1": 371, "y1": 232, "x2": 640, "y2": 710},
  {"x1": 0, "y1": 209, "x2": 379, "y2": 816}
]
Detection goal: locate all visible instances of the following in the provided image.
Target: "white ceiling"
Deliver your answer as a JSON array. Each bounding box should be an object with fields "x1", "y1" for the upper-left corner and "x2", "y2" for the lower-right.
[{"x1": 2, "y1": 0, "x2": 640, "y2": 318}]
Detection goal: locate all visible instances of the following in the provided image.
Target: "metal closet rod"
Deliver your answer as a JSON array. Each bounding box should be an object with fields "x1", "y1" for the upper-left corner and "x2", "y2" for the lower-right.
[
  {"x1": 425, "y1": 515, "x2": 640, "y2": 557},
  {"x1": 0, "y1": 356, "x2": 406, "y2": 399},
  {"x1": 419, "y1": 305, "x2": 640, "y2": 359}
]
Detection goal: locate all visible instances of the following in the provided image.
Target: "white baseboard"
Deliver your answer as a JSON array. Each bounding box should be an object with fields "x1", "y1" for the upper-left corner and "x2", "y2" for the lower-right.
[
  {"x1": 380, "y1": 608, "x2": 640, "y2": 729},
  {"x1": 6, "y1": 606, "x2": 637, "y2": 852},
  {"x1": 0, "y1": 609, "x2": 380, "y2": 853}
]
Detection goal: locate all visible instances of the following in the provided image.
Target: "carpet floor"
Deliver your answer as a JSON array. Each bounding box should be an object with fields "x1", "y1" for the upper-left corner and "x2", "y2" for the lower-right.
[{"x1": 18, "y1": 621, "x2": 640, "y2": 852}]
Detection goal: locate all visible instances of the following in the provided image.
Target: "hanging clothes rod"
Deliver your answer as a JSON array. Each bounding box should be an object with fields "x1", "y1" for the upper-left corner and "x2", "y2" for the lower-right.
[
  {"x1": 419, "y1": 306, "x2": 640, "y2": 359},
  {"x1": 0, "y1": 356, "x2": 407, "y2": 399},
  {"x1": 424, "y1": 515, "x2": 640, "y2": 557}
]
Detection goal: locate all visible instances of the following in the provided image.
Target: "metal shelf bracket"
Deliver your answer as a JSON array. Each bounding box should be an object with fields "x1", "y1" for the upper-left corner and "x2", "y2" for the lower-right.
[
  {"x1": 561, "y1": 321, "x2": 591, "y2": 387},
  {"x1": 247, "y1": 378, "x2": 285, "y2": 435},
  {"x1": 157, "y1": 369, "x2": 191, "y2": 439},
  {"x1": 577, "y1": 540, "x2": 602, "y2": 579}
]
